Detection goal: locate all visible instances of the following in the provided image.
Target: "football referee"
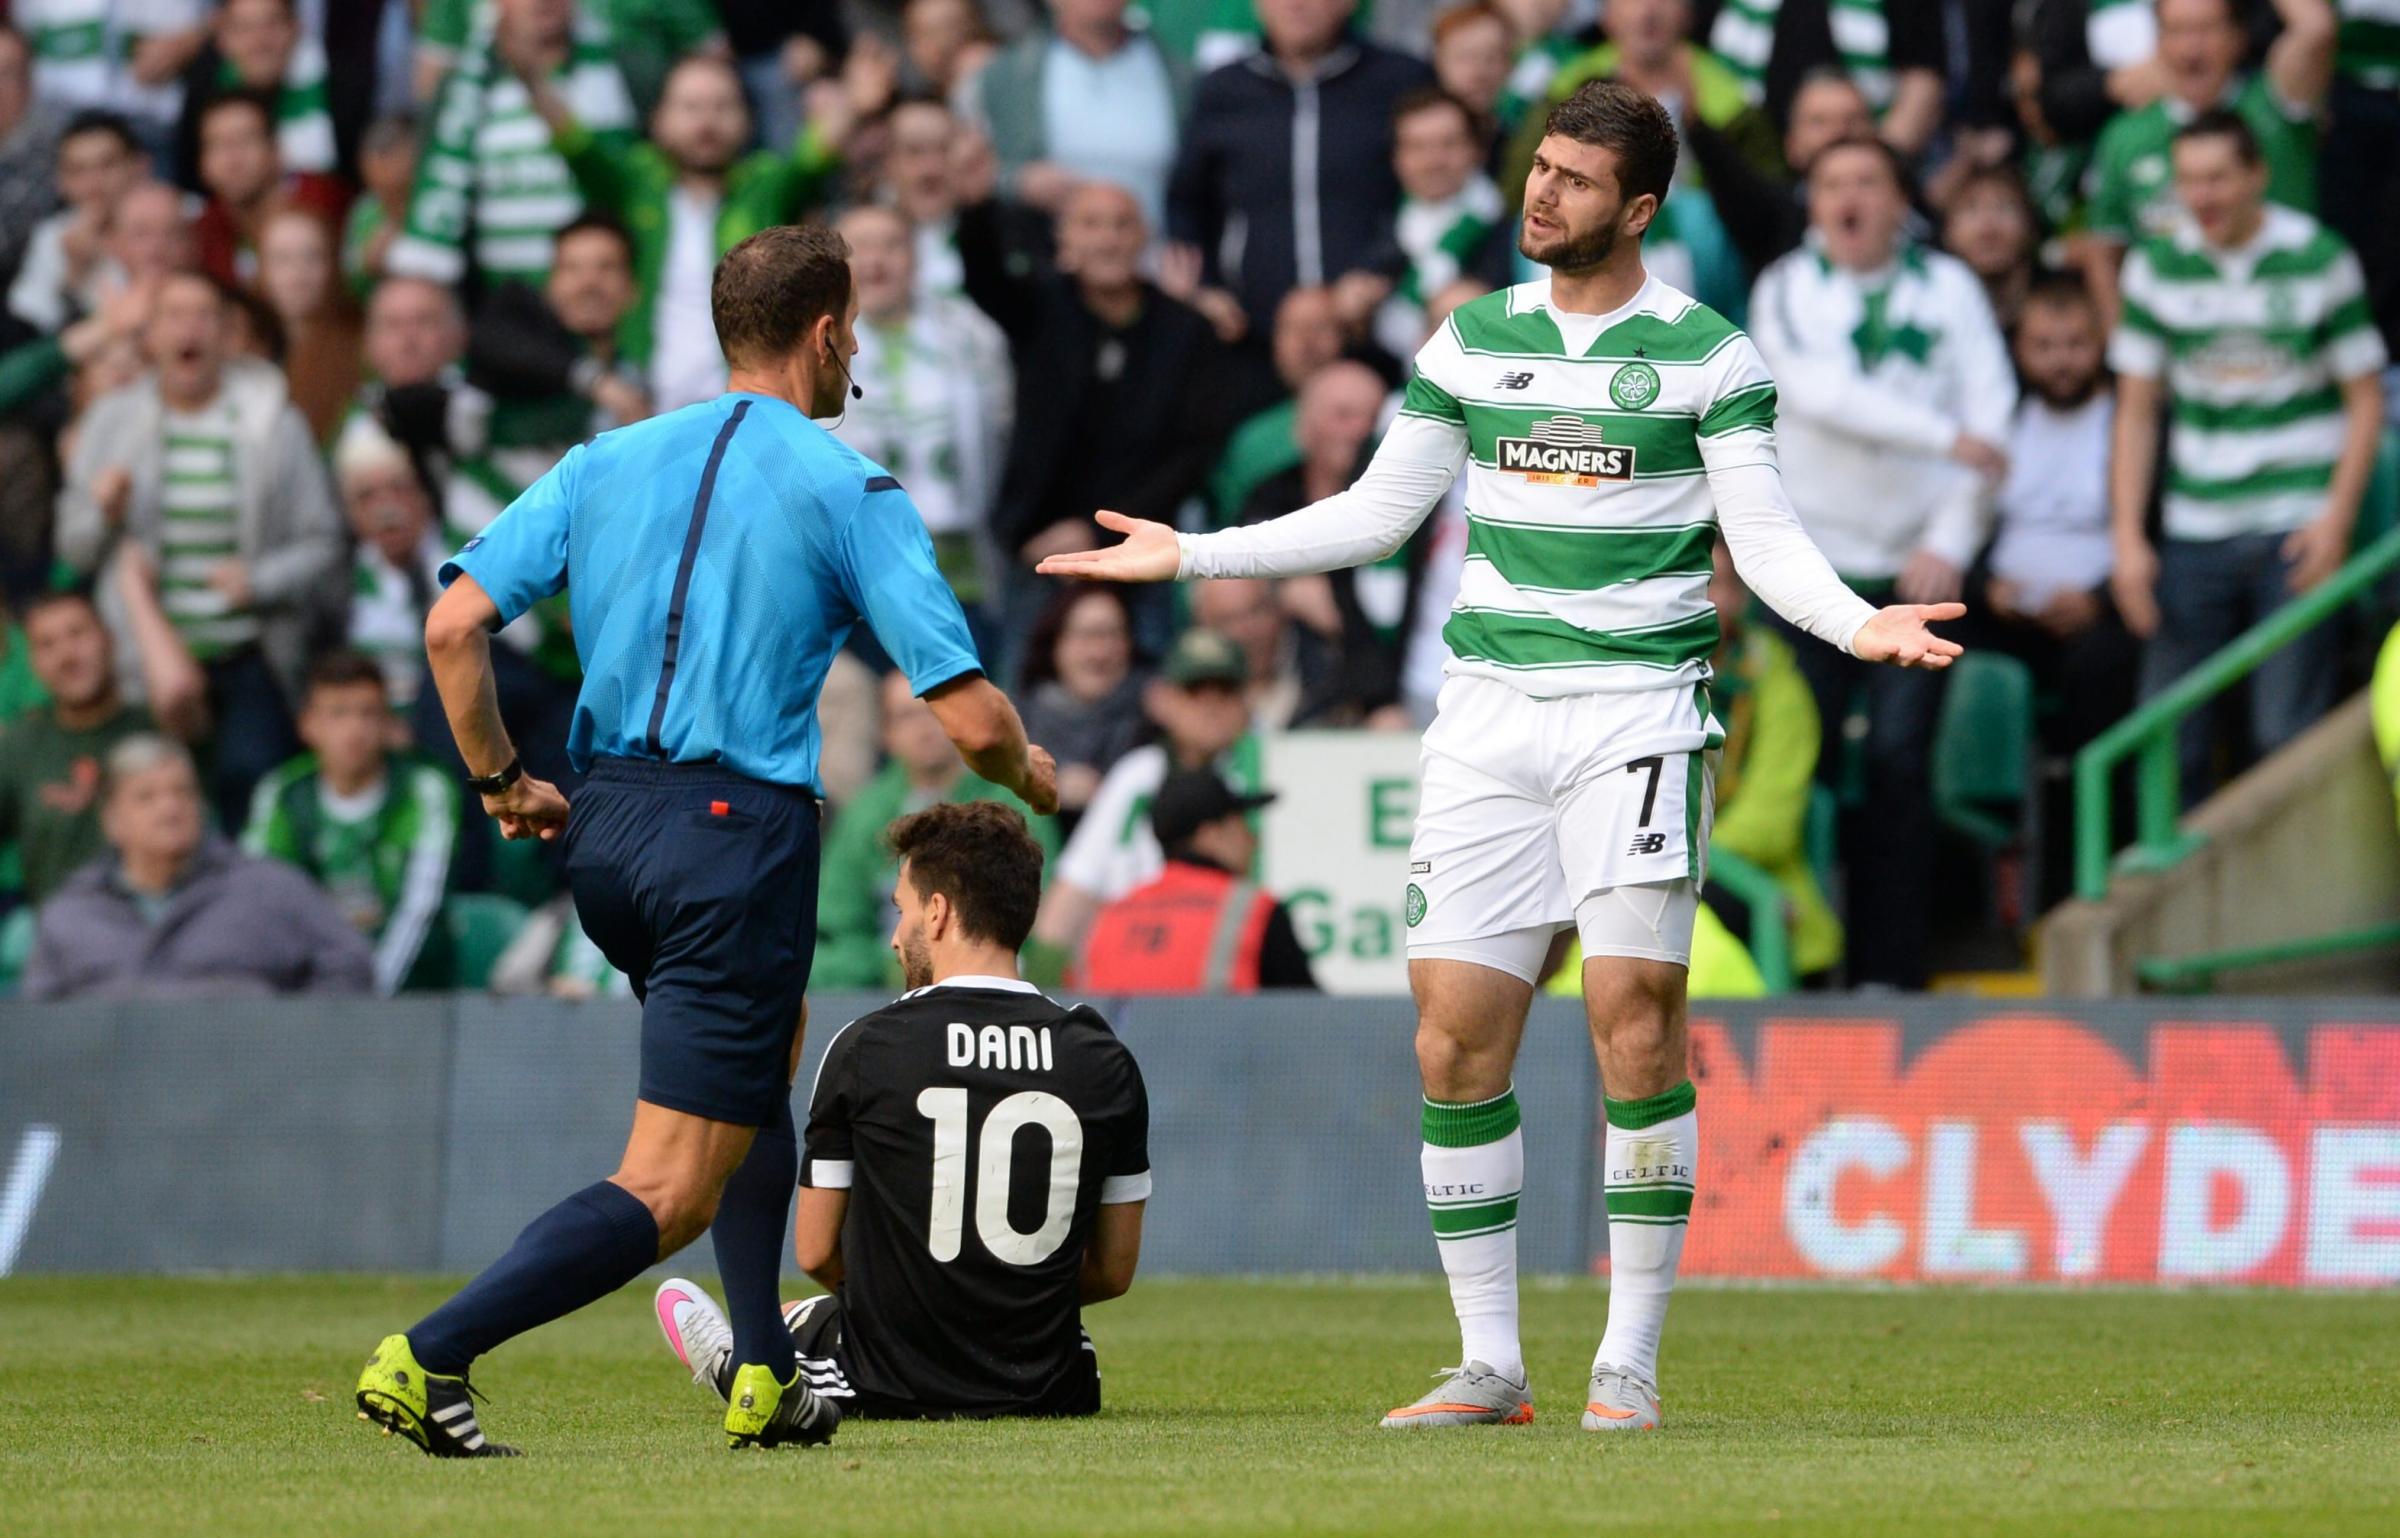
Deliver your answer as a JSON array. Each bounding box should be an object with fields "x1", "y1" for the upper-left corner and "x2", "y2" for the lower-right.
[{"x1": 354, "y1": 224, "x2": 1058, "y2": 1458}]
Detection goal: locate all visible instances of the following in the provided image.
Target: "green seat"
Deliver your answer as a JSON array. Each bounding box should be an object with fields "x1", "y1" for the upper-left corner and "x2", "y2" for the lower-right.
[
  {"x1": 1705, "y1": 848, "x2": 1794, "y2": 993},
  {"x1": 0, "y1": 906, "x2": 33, "y2": 993},
  {"x1": 487, "y1": 832, "x2": 564, "y2": 908},
  {"x1": 443, "y1": 894, "x2": 530, "y2": 990},
  {"x1": 1933, "y1": 651, "x2": 2036, "y2": 849}
]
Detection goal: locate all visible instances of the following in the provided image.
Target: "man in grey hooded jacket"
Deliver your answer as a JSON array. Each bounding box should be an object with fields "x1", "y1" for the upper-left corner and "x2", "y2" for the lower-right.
[{"x1": 22, "y1": 733, "x2": 372, "y2": 1001}]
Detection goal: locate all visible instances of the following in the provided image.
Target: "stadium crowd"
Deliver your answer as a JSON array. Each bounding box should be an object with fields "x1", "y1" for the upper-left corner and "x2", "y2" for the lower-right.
[{"x1": 1, "y1": 0, "x2": 2394, "y2": 998}]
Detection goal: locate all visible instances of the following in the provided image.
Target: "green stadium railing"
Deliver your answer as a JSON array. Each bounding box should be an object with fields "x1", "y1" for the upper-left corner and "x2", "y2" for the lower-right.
[
  {"x1": 2073, "y1": 525, "x2": 2400, "y2": 904},
  {"x1": 1704, "y1": 848, "x2": 1793, "y2": 993},
  {"x1": 2133, "y1": 920, "x2": 2400, "y2": 993}
]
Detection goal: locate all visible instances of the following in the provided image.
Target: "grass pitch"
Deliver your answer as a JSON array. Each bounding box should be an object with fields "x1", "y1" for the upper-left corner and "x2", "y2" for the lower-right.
[{"x1": 2, "y1": 1275, "x2": 2395, "y2": 1537}]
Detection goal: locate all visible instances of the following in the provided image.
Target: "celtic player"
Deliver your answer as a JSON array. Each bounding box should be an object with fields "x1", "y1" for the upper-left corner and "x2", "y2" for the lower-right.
[{"x1": 1039, "y1": 79, "x2": 1961, "y2": 1431}]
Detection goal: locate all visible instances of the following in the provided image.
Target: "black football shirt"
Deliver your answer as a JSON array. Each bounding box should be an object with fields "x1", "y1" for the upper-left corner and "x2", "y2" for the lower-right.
[{"x1": 801, "y1": 976, "x2": 1151, "y2": 1415}]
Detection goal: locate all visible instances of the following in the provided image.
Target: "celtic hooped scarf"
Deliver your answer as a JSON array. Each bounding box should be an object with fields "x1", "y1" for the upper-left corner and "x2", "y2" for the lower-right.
[{"x1": 1709, "y1": 0, "x2": 1892, "y2": 110}]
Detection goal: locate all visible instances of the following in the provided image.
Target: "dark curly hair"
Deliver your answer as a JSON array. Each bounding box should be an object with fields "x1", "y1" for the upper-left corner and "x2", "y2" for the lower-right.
[{"x1": 886, "y1": 800, "x2": 1048, "y2": 951}]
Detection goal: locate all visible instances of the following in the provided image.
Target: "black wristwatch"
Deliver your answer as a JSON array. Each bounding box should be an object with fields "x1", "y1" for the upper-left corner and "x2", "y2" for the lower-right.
[{"x1": 466, "y1": 756, "x2": 524, "y2": 795}]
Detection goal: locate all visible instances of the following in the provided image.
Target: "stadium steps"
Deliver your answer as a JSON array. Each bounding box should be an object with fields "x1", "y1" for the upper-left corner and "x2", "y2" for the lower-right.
[{"x1": 2042, "y1": 692, "x2": 2400, "y2": 994}]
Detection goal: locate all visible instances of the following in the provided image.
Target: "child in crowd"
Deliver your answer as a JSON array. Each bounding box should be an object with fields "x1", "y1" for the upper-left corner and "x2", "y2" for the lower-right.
[{"x1": 242, "y1": 650, "x2": 460, "y2": 995}]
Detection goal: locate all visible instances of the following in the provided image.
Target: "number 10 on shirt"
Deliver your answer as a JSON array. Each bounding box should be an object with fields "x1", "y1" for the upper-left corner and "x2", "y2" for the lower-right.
[{"x1": 915, "y1": 1088, "x2": 1085, "y2": 1265}]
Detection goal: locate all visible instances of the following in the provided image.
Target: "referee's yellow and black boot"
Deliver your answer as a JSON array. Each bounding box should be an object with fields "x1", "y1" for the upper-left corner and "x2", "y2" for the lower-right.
[
  {"x1": 724, "y1": 1362, "x2": 841, "y2": 1449},
  {"x1": 355, "y1": 1333, "x2": 521, "y2": 1457}
]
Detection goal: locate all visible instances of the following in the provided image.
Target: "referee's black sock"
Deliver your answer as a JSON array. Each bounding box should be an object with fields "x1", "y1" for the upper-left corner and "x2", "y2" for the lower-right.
[
  {"x1": 408, "y1": 1180, "x2": 660, "y2": 1375},
  {"x1": 711, "y1": 1100, "x2": 799, "y2": 1383}
]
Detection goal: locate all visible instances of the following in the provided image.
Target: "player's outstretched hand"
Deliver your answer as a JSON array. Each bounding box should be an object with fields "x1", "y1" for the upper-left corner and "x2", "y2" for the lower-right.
[
  {"x1": 1033, "y1": 510, "x2": 1180, "y2": 584},
  {"x1": 1852, "y1": 602, "x2": 1966, "y2": 670},
  {"x1": 1021, "y1": 744, "x2": 1060, "y2": 817},
  {"x1": 486, "y1": 774, "x2": 571, "y2": 841}
]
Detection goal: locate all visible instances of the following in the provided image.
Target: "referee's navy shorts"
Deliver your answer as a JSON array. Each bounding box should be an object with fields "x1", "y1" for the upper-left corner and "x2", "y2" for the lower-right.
[{"x1": 563, "y1": 757, "x2": 820, "y2": 1126}]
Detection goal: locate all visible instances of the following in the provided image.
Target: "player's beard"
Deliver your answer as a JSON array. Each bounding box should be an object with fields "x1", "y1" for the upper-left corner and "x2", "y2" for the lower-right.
[
  {"x1": 897, "y1": 927, "x2": 936, "y2": 991},
  {"x1": 1519, "y1": 211, "x2": 1622, "y2": 275}
]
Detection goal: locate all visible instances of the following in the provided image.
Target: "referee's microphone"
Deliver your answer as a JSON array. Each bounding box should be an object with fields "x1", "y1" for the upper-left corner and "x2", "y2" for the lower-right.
[{"x1": 827, "y1": 347, "x2": 864, "y2": 428}]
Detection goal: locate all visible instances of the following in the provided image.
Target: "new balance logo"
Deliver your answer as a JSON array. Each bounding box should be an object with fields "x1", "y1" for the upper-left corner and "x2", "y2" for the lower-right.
[
  {"x1": 1493, "y1": 371, "x2": 1534, "y2": 390},
  {"x1": 1627, "y1": 833, "x2": 1667, "y2": 856}
]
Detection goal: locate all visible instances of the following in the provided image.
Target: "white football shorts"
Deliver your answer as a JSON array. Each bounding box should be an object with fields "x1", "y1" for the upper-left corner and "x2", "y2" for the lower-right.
[{"x1": 1404, "y1": 673, "x2": 1717, "y2": 979}]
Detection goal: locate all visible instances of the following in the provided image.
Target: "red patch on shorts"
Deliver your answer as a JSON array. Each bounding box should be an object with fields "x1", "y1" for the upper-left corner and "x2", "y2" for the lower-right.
[{"x1": 710, "y1": 800, "x2": 730, "y2": 817}]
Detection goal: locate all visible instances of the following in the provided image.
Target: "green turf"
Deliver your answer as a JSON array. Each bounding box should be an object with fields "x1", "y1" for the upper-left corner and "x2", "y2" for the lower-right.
[{"x1": 2, "y1": 1275, "x2": 2395, "y2": 1537}]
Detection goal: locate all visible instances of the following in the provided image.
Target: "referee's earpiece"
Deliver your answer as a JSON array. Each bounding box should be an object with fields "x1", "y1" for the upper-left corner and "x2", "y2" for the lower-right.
[
  {"x1": 825, "y1": 332, "x2": 863, "y2": 401},
  {"x1": 820, "y1": 329, "x2": 863, "y2": 428}
]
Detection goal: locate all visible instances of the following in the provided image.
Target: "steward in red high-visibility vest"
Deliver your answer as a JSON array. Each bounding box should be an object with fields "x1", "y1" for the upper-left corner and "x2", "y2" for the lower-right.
[{"x1": 1073, "y1": 768, "x2": 1320, "y2": 994}]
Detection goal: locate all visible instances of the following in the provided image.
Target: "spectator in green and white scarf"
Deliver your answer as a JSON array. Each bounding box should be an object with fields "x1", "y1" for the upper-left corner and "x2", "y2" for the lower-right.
[
  {"x1": 386, "y1": 0, "x2": 635, "y2": 291},
  {"x1": 1706, "y1": 0, "x2": 1946, "y2": 156},
  {"x1": 1357, "y1": 86, "x2": 1508, "y2": 360},
  {"x1": 333, "y1": 416, "x2": 445, "y2": 718},
  {"x1": 511, "y1": 51, "x2": 841, "y2": 411},
  {"x1": 340, "y1": 113, "x2": 416, "y2": 301},
  {"x1": 1504, "y1": 0, "x2": 1783, "y2": 210},
  {"x1": 183, "y1": 0, "x2": 334, "y2": 176}
]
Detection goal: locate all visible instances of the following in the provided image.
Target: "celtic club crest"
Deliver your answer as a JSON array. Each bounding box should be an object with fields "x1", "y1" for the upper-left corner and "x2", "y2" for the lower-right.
[{"x1": 1610, "y1": 361, "x2": 1661, "y2": 411}]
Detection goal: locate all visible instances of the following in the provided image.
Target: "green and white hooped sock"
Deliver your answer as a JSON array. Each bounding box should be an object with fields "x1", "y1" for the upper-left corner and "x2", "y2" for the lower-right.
[
  {"x1": 1595, "y1": 1081, "x2": 1698, "y2": 1385},
  {"x1": 1422, "y1": 1089, "x2": 1525, "y2": 1382}
]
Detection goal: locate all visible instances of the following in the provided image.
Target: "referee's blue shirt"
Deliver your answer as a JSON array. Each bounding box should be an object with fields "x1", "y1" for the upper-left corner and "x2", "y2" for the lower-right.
[{"x1": 440, "y1": 392, "x2": 982, "y2": 794}]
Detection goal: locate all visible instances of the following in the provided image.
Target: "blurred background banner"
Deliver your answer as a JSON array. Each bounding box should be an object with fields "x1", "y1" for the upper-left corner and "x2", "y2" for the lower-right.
[
  {"x1": 2, "y1": 997, "x2": 2395, "y2": 1287},
  {"x1": 1255, "y1": 730, "x2": 1421, "y2": 994},
  {"x1": 1683, "y1": 1009, "x2": 2400, "y2": 1286}
]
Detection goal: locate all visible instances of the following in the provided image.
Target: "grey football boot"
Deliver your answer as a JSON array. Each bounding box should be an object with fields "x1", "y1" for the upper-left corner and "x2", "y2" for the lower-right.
[
  {"x1": 1580, "y1": 1362, "x2": 1662, "y2": 1431},
  {"x1": 1380, "y1": 1361, "x2": 1535, "y2": 1427}
]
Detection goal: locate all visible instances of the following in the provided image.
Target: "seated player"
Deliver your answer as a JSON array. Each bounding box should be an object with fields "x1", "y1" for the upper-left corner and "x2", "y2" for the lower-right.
[{"x1": 654, "y1": 800, "x2": 1150, "y2": 1418}]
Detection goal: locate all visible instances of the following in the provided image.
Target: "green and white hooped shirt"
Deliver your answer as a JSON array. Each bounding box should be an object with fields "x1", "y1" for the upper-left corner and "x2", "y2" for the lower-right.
[
  {"x1": 2110, "y1": 205, "x2": 2388, "y2": 542},
  {"x1": 2339, "y1": 0, "x2": 2400, "y2": 90},
  {"x1": 19, "y1": 0, "x2": 201, "y2": 121},
  {"x1": 1175, "y1": 276, "x2": 1878, "y2": 702},
  {"x1": 158, "y1": 402, "x2": 261, "y2": 660},
  {"x1": 1395, "y1": 278, "x2": 1777, "y2": 697}
]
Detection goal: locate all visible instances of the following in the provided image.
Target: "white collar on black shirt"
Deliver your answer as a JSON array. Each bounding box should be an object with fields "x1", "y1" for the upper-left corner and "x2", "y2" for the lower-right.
[{"x1": 902, "y1": 974, "x2": 1042, "y2": 999}]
